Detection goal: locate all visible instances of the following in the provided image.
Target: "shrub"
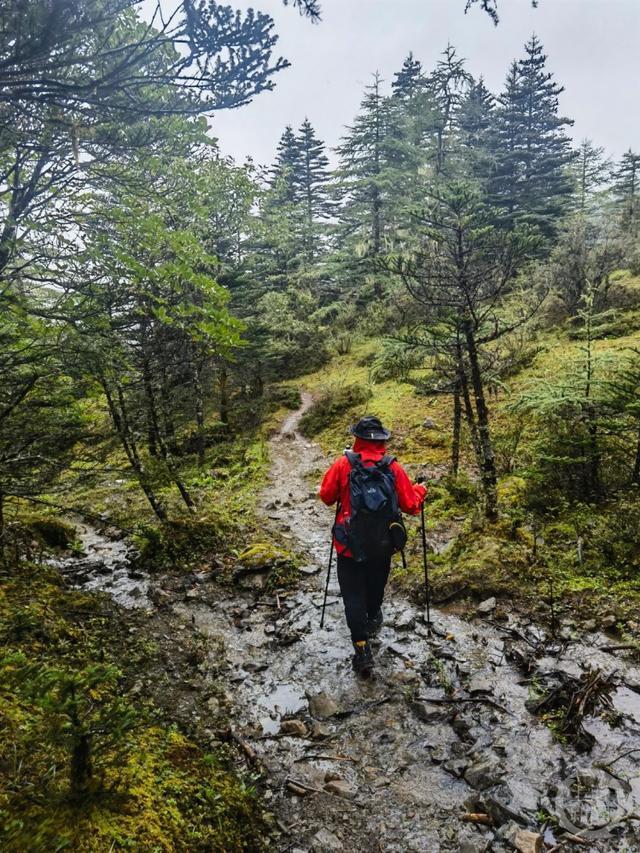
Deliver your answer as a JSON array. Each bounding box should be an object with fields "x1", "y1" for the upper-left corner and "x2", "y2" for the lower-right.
[
  {"x1": 26, "y1": 516, "x2": 77, "y2": 549},
  {"x1": 298, "y1": 384, "x2": 369, "y2": 437}
]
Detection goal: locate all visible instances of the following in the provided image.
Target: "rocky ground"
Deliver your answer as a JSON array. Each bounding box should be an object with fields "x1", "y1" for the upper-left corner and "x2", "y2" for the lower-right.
[{"x1": 57, "y1": 396, "x2": 640, "y2": 852}]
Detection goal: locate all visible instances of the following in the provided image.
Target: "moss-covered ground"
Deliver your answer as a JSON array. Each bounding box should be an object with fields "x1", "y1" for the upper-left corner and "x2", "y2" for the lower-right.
[{"x1": 0, "y1": 560, "x2": 269, "y2": 851}]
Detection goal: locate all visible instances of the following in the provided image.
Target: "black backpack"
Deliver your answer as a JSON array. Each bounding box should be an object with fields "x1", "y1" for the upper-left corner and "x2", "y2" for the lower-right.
[{"x1": 334, "y1": 450, "x2": 407, "y2": 562}]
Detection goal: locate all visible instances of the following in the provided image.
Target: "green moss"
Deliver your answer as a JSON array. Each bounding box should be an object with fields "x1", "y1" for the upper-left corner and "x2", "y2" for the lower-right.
[
  {"x1": 0, "y1": 561, "x2": 270, "y2": 852},
  {"x1": 25, "y1": 515, "x2": 77, "y2": 549},
  {"x1": 299, "y1": 384, "x2": 369, "y2": 437}
]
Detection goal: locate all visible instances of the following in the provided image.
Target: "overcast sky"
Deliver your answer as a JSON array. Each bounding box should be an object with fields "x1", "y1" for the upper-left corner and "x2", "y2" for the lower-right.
[{"x1": 156, "y1": 0, "x2": 640, "y2": 166}]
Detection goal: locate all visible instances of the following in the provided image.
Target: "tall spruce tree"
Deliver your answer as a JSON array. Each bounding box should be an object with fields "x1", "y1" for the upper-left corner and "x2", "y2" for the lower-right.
[
  {"x1": 270, "y1": 125, "x2": 300, "y2": 202},
  {"x1": 612, "y1": 149, "x2": 640, "y2": 237},
  {"x1": 456, "y1": 77, "x2": 495, "y2": 181},
  {"x1": 489, "y1": 36, "x2": 574, "y2": 238},
  {"x1": 571, "y1": 139, "x2": 610, "y2": 213},
  {"x1": 392, "y1": 53, "x2": 425, "y2": 99},
  {"x1": 335, "y1": 73, "x2": 395, "y2": 297},
  {"x1": 425, "y1": 44, "x2": 472, "y2": 176},
  {"x1": 294, "y1": 118, "x2": 333, "y2": 261}
]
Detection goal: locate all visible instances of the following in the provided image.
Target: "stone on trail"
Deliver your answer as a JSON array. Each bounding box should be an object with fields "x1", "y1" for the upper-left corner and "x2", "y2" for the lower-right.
[
  {"x1": 411, "y1": 700, "x2": 451, "y2": 723},
  {"x1": 513, "y1": 829, "x2": 543, "y2": 853},
  {"x1": 311, "y1": 828, "x2": 342, "y2": 852},
  {"x1": 280, "y1": 719, "x2": 308, "y2": 737},
  {"x1": 468, "y1": 673, "x2": 493, "y2": 694},
  {"x1": 464, "y1": 757, "x2": 504, "y2": 790},
  {"x1": 323, "y1": 779, "x2": 357, "y2": 799},
  {"x1": 307, "y1": 690, "x2": 339, "y2": 719},
  {"x1": 477, "y1": 597, "x2": 497, "y2": 614}
]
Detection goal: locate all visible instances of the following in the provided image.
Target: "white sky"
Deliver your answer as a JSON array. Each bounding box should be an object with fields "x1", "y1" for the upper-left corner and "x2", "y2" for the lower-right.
[{"x1": 148, "y1": 0, "x2": 640, "y2": 166}]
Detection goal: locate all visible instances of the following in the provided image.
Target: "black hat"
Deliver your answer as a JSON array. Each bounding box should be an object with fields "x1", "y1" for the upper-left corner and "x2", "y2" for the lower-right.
[{"x1": 349, "y1": 415, "x2": 391, "y2": 441}]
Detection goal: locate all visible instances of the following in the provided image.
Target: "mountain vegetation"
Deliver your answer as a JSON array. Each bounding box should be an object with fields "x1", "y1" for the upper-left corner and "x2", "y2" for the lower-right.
[{"x1": 1, "y1": 1, "x2": 639, "y2": 850}]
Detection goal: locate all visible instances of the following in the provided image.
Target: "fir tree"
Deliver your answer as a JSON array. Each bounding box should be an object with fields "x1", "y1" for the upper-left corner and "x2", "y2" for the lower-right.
[
  {"x1": 571, "y1": 139, "x2": 610, "y2": 213},
  {"x1": 425, "y1": 44, "x2": 472, "y2": 175},
  {"x1": 270, "y1": 125, "x2": 300, "y2": 203},
  {"x1": 391, "y1": 52, "x2": 425, "y2": 100},
  {"x1": 456, "y1": 76, "x2": 495, "y2": 181},
  {"x1": 294, "y1": 118, "x2": 333, "y2": 260},
  {"x1": 489, "y1": 36, "x2": 575, "y2": 238},
  {"x1": 612, "y1": 149, "x2": 640, "y2": 236},
  {"x1": 335, "y1": 73, "x2": 395, "y2": 296}
]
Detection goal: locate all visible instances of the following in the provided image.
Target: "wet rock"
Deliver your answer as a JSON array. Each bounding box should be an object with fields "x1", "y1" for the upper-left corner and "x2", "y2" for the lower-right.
[
  {"x1": 583, "y1": 618, "x2": 597, "y2": 632},
  {"x1": 151, "y1": 587, "x2": 172, "y2": 607},
  {"x1": 307, "y1": 690, "x2": 339, "y2": 719},
  {"x1": 468, "y1": 673, "x2": 492, "y2": 694},
  {"x1": 312, "y1": 828, "x2": 342, "y2": 852},
  {"x1": 310, "y1": 720, "x2": 333, "y2": 739},
  {"x1": 513, "y1": 829, "x2": 543, "y2": 853},
  {"x1": 477, "y1": 597, "x2": 496, "y2": 615},
  {"x1": 324, "y1": 779, "x2": 356, "y2": 799},
  {"x1": 324, "y1": 769, "x2": 342, "y2": 783},
  {"x1": 443, "y1": 758, "x2": 469, "y2": 778},
  {"x1": 185, "y1": 588, "x2": 200, "y2": 599},
  {"x1": 298, "y1": 564, "x2": 320, "y2": 575},
  {"x1": 602, "y1": 613, "x2": 617, "y2": 629},
  {"x1": 411, "y1": 700, "x2": 451, "y2": 723},
  {"x1": 393, "y1": 608, "x2": 416, "y2": 630},
  {"x1": 280, "y1": 719, "x2": 308, "y2": 737},
  {"x1": 422, "y1": 417, "x2": 438, "y2": 429},
  {"x1": 464, "y1": 757, "x2": 504, "y2": 790}
]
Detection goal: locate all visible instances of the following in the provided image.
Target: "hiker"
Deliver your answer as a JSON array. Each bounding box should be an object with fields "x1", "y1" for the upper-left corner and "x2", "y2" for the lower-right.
[{"x1": 319, "y1": 416, "x2": 427, "y2": 676}]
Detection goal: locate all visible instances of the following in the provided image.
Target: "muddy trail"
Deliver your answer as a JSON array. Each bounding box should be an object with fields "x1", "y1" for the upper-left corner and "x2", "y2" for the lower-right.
[{"x1": 60, "y1": 396, "x2": 640, "y2": 852}]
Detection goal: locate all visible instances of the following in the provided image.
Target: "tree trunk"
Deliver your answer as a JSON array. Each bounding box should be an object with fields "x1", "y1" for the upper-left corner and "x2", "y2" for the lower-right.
[
  {"x1": 159, "y1": 363, "x2": 178, "y2": 453},
  {"x1": 219, "y1": 362, "x2": 229, "y2": 426},
  {"x1": 632, "y1": 424, "x2": 640, "y2": 485},
  {"x1": 191, "y1": 347, "x2": 206, "y2": 468},
  {"x1": 451, "y1": 382, "x2": 461, "y2": 477},
  {"x1": 0, "y1": 490, "x2": 4, "y2": 563},
  {"x1": 70, "y1": 733, "x2": 92, "y2": 798},
  {"x1": 463, "y1": 320, "x2": 498, "y2": 520},
  {"x1": 141, "y1": 353, "x2": 160, "y2": 457},
  {"x1": 457, "y1": 349, "x2": 483, "y2": 470},
  {"x1": 101, "y1": 378, "x2": 167, "y2": 522}
]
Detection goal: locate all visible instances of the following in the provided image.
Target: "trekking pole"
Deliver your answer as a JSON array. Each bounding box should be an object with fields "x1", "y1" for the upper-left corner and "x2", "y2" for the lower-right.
[
  {"x1": 419, "y1": 487, "x2": 432, "y2": 632},
  {"x1": 320, "y1": 503, "x2": 340, "y2": 629}
]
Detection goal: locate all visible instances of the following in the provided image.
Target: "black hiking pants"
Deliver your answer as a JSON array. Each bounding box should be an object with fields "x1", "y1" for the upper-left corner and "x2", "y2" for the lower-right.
[{"x1": 336, "y1": 550, "x2": 392, "y2": 643}]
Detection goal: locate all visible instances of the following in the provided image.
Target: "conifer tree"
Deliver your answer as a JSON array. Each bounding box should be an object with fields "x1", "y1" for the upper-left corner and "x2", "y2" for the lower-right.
[
  {"x1": 391, "y1": 53, "x2": 425, "y2": 100},
  {"x1": 270, "y1": 125, "x2": 300, "y2": 203},
  {"x1": 612, "y1": 149, "x2": 640, "y2": 236},
  {"x1": 294, "y1": 118, "x2": 333, "y2": 260},
  {"x1": 456, "y1": 77, "x2": 495, "y2": 181},
  {"x1": 489, "y1": 36, "x2": 574, "y2": 238},
  {"x1": 425, "y1": 44, "x2": 472, "y2": 175},
  {"x1": 335, "y1": 73, "x2": 395, "y2": 296},
  {"x1": 571, "y1": 139, "x2": 610, "y2": 213}
]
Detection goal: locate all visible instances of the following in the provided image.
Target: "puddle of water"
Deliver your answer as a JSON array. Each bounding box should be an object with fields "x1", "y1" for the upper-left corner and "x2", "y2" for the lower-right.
[{"x1": 259, "y1": 683, "x2": 307, "y2": 716}]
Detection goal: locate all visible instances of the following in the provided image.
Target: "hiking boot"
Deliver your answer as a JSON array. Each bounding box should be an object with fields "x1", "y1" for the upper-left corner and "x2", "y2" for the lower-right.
[
  {"x1": 366, "y1": 608, "x2": 383, "y2": 637},
  {"x1": 352, "y1": 641, "x2": 374, "y2": 678}
]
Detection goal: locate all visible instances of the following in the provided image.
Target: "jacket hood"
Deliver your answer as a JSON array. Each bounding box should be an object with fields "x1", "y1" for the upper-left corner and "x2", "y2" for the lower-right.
[{"x1": 352, "y1": 437, "x2": 388, "y2": 457}]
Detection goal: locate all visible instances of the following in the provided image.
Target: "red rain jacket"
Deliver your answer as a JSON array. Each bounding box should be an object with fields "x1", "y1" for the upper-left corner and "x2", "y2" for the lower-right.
[{"x1": 319, "y1": 437, "x2": 427, "y2": 557}]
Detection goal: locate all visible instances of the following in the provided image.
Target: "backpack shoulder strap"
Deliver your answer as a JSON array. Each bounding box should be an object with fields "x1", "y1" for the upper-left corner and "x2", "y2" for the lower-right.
[
  {"x1": 378, "y1": 454, "x2": 396, "y2": 468},
  {"x1": 345, "y1": 450, "x2": 362, "y2": 469}
]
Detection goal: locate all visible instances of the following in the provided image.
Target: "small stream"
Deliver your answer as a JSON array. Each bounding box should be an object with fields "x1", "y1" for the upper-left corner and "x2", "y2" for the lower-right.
[
  {"x1": 54, "y1": 398, "x2": 640, "y2": 852},
  {"x1": 49, "y1": 518, "x2": 150, "y2": 609}
]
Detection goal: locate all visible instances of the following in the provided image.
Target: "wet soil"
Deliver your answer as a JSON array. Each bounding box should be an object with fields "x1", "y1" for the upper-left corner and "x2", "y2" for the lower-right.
[{"x1": 58, "y1": 396, "x2": 640, "y2": 852}]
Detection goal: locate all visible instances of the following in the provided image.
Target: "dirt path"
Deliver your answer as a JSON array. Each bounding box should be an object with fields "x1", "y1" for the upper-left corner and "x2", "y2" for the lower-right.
[
  {"x1": 59, "y1": 398, "x2": 640, "y2": 852},
  {"x1": 177, "y1": 399, "x2": 640, "y2": 853}
]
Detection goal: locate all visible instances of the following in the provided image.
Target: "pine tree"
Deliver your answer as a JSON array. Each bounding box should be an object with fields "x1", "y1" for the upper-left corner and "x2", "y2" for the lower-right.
[
  {"x1": 456, "y1": 76, "x2": 495, "y2": 181},
  {"x1": 391, "y1": 52, "x2": 425, "y2": 100},
  {"x1": 335, "y1": 73, "x2": 395, "y2": 296},
  {"x1": 270, "y1": 125, "x2": 300, "y2": 203},
  {"x1": 425, "y1": 44, "x2": 472, "y2": 175},
  {"x1": 294, "y1": 118, "x2": 333, "y2": 261},
  {"x1": 571, "y1": 139, "x2": 610, "y2": 213},
  {"x1": 612, "y1": 149, "x2": 640, "y2": 236},
  {"x1": 489, "y1": 36, "x2": 575, "y2": 237}
]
